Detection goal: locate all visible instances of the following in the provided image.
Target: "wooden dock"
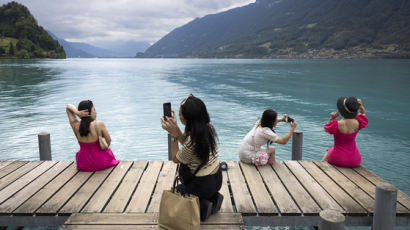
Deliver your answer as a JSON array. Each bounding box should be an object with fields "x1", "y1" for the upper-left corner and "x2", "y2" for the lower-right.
[{"x1": 0, "y1": 160, "x2": 409, "y2": 228}]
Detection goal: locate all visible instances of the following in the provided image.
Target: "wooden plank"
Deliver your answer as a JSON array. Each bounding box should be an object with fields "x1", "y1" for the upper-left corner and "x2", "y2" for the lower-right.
[
  {"x1": 61, "y1": 225, "x2": 243, "y2": 230},
  {"x1": 59, "y1": 166, "x2": 115, "y2": 214},
  {"x1": 273, "y1": 161, "x2": 321, "y2": 215},
  {"x1": 354, "y1": 166, "x2": 410, "y2": 211},
  {"x1": 14, "y1": 163, "x2": 78, "y2": 214},
  {"x1": 63, "y1": 213, "x2": 242, "y2": 225},
  {"x1": 81, "y1": 161, "x2": 133, "y2": 213},
  {"x1": 146, "y1": 161, "x2": 177, "y2": 213},
  {"x1": 226, "y1": 161, "x2": 256, "y2": 214},
  {"x1": 103, "y1": 161, "x2": 147, "y2": 213},
  {"x1": 220, "y1": 170, "x2": 234, "y2": 213},
  {"x1": 36, "y1": 169, "x2": 93, "y2": 214},
  {"x1": 0, "y1": 161, "x2": 28, "y2": 179},
  {"x1": 0, "y1": 161, "x2": 72, "y2": 213},
  {"x1": 0, "y1": 161, "x2": 12, "y2": 170},
  {"x1": 314, "y1": 161, "x2": 375, "y2": 213},
  {"x1": 334, "y1": 165, "x2": 409, "y2": 214},
  {"x1": 125, "y1": 161, "x2": 163, "y2": 213},
  {"x1": 299, "y1": 161, "x2": 366, "y2": 214},
  {"x1": 240, "y1": 162, "x2": 277, "y2": 214},
  {"x1": 258, "y1": 163, "x2": 300, "y2": 215},
  {"x1": 0, "y1": 161, "x2": 41, "y2": 190},
  {"x1": 285, "y1": 161, "x2": 344, "y2": 213},
  {"x1": 0, "y1": 161, "x2": 55, "y2": 204}
]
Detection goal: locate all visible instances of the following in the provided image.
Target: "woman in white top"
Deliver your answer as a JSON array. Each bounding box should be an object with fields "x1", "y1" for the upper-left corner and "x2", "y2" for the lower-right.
[{"x1": 239, "y1": 109, "x2": 297, "y2": 165}]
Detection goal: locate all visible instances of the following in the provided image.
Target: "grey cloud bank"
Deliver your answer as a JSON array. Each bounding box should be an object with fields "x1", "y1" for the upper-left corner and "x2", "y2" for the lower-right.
[{"x1": 0, "y1": 0, "x2": 254, "y2": 47}]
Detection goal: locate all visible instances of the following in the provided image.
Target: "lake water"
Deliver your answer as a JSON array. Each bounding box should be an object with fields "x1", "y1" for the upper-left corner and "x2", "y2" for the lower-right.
[{"x1": 0, "y1": 58, "x2": 410, "y2": 230}]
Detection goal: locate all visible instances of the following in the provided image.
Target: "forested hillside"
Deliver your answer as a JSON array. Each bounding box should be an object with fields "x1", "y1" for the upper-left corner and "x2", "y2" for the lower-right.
[
  {"x1": 145, "y1": 0, "x2": 410, "y2": 58},
  {"x1": 0, "y1": 1, "x2": 65, "y2": 58}
]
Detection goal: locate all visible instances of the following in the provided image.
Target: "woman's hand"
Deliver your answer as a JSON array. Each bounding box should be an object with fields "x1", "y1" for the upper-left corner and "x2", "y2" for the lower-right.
[
  {"x1": 290, "y1": 119, "x2": 297, "y2": 129},
  {"x1": 280, "y1": 114, "x2": 288, "y2": 122},
  {"x1": 357, "y1": 99, "x2": 366, "y2": 115},
  {"x1": 330, "y1": 111, "x2": 339, "y2": 119},
  {"x1": 77, "y1": 110, "x2": 90, "y2": 118},
  {"x1": 161, "y1": 110, "x2": 180, "y2": 137}
]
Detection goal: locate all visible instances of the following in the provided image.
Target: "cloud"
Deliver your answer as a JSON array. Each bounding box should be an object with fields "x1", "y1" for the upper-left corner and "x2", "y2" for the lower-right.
[{"x1": 0, "y1": 0, "x2": 255, "y2": 45}]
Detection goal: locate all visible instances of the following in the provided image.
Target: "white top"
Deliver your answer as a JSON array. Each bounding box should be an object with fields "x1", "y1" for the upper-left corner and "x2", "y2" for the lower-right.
[{"x1": 238, "y1": 120, "x2": 279, "y2": 163}]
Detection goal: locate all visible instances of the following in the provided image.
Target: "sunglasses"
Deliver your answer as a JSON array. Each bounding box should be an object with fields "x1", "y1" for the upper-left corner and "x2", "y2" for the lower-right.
[{"x1": 181, "y1": 94, "x2": 194, "y2": 106}]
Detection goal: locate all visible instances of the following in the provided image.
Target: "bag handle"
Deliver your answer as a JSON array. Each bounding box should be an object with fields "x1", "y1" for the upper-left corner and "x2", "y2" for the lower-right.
[
  {"x1": 94, "y1": 121, "x2": 101, "y2": 137},
  {"x1": 172, "y1": 176, "x2": 181, "y2": 193}
]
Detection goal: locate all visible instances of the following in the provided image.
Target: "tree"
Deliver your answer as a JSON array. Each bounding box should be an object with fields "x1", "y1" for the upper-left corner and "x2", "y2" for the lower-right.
[
  {"x1": 16, "y1": 49, "x2": 29, "y2": 58},
  {"x1": 0, "y1": 47, "x2": 5, "y2": 54},
  {"x1": 8, "y1": 41, "x2": 14, "y2": 55},
  {"x1": 16, "y1": 40, "x2": 22, "y2": 50}
]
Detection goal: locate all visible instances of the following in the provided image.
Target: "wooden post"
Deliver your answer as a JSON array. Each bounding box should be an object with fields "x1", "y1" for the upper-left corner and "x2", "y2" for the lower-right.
[
  {"x1": 319, "y1": 209, "x2": 345, "y2": 230},
  {"x1": 168, "y1": 134, "x2": 172, "y2": 161},
  {"x1": 38, "y1": 132, "x2": 51, "y2": 160},
  {"x1": 291, "y1": 130, "x2": 302, "y2": 160},
  {"x1": 372, "y1": 182, "x2": 397, "y2": 230}
]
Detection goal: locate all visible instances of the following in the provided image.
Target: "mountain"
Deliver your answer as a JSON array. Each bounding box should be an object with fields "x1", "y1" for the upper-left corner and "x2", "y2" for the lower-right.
[
  {"x1": 47, "y1": 30, "x2": 94, "y2": 58},
  {"x1": 48, "y1": 30, "x2": 150, "y2": 58},
  {"x1": 145, "y1": 0, "x2": 410, "y2": 58},
  {"x1": 95, "y1": 40, "x2": 150, "y2": 57},
  {"x1": 0, "y1": 1, "x2": 65, "y2": 58}
]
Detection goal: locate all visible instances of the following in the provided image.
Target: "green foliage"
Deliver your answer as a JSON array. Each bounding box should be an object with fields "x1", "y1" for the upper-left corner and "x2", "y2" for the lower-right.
[
  {"x1": 8, "y1": 41, "x2": 14, "y2": 55},
  {"x1": 0, "y1": 1, "x2": 65, "y2": 58},
  {"x1": 16, "y1": 48, "x2": 29, "y2": 58}
]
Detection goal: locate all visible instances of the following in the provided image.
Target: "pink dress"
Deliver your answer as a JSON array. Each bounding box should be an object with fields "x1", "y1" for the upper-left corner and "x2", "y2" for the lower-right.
[
  {"x1": 324, "y1": 114, "x2": 368, "y2": 167},
  {"x1": 76, "y1": 138, "x2": 120, "y2": 172}
]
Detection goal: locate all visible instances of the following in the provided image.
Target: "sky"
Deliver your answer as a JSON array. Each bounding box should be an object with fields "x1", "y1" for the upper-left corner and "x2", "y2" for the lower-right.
[{"x1": 0, "y1": 0, "x2": 255, "y2": 46}]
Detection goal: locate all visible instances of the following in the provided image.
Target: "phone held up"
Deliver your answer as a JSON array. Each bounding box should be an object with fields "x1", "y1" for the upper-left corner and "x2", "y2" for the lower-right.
[
  {"x1": 163, "y1": 102, "x2": 171, "y2": 121},
  {"x1": 286, "y1": 116, "x2": 294, "y2": 123}
]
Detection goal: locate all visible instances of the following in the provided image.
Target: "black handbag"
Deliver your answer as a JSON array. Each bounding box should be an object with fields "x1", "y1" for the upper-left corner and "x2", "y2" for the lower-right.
[{"x1": 178, "y1": 162, "x2": 205, "y2": 185}]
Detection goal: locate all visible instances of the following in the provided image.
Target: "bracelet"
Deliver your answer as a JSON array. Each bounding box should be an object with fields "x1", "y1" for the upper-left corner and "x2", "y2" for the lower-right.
[{"x1": 171, "y1": 136, "x2": 178, "y2": 142}]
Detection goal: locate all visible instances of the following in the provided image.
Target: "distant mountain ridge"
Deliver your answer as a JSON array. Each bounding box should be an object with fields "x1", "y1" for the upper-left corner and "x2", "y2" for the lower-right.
[
  {"x1": 48, "y1": 31, "x2": 150, "y2": 58},
  {"x1": 145, "y1": 0, "x2": 410, "y2": 58},
  {"x1": 47, "y1": 30, "x2": 149, "y2": 58}
]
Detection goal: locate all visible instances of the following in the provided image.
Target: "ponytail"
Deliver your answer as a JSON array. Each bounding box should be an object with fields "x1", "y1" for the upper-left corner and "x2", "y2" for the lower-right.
[{"x1": 77, "y1": 100, "x2": 93, "y2": 137}]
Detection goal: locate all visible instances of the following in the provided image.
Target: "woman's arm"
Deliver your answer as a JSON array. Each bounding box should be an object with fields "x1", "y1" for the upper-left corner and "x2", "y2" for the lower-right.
[
  {"x1": 277, "y1": 114, "x2": 288, "y2": 123},
  {"x1": 66, "y1": 104, "x2": 89, "y2": 130},
  {"x1": 275, "y1": 119, "x2": 297, "y2": 145},
  {"x1": 327, "y1": 111, "x2": 339, "y2": 124},
  {"x1": 98, "y1": 121, "x2": 112, "y2": 146},
  {"x1": 161, "y1": 110, "x2": 183, "y2": 163},
  {"x1": 358, "y1": 99, "x2": 366, "y2": 115}
]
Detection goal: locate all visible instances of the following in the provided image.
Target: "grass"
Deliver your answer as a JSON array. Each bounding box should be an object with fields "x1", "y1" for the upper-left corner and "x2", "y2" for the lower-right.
[{"x1": 0, "y1": 37, "x2": 18, "y2": 52}]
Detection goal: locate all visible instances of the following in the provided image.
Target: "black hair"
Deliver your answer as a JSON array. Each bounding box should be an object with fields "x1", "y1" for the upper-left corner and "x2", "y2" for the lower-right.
[
  {"x1": 261, "y1": 109, "x2": 278, "y2": 130},
  {"x1": 180, "y1": 95, "x2": 218, "y2": 164},
  {"x1": 77, "y1": 100, "x2": 93, "y2": 137},
  {"x1": 337, "y1": 97, "x2": 360, "y2": 119}
]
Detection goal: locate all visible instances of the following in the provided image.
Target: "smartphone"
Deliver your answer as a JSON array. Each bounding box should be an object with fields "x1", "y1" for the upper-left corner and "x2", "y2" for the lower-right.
[
  {"x1": 286, "y1": 117, "x2": 294, "y2": 123},
  {"x1": 163, "y1": 102, "x2": 171, "y2": 120}
]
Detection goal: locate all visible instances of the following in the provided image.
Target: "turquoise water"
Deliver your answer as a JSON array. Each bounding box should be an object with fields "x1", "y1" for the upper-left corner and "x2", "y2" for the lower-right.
[{"x1": 0, "y1": 58, "x2": 409, "y2": 229}]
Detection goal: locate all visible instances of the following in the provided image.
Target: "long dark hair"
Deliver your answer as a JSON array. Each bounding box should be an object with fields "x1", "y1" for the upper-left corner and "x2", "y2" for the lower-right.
[
  {"x1": 261, "y1": 109, "x2": 277, "y2": 130},
  {"x1": 180, "y1": 95, "x2": 218, "y2": 164},
  {"x1": 77, "y1": 100, "x2": 93, "y2": 137}
]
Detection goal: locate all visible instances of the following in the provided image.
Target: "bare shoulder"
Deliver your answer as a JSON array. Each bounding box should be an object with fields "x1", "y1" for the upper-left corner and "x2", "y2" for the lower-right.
[{"x1": 96, "y1": 120, "x2": 106, "y2": 128}]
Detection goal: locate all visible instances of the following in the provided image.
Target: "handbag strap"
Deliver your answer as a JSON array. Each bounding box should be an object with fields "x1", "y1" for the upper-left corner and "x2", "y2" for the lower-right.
[{"x1": 94, "y1": 121, "x2": 101, "y2": 137}]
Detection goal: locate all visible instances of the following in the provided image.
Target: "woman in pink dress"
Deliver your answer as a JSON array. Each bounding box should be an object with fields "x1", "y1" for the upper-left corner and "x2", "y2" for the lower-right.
[
  {"x1": 66, "y1": 100, "x2": 119, "y2": 171},
  {"x1": 322, "y1": 97, "x2": 368, "y2": 167}
]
